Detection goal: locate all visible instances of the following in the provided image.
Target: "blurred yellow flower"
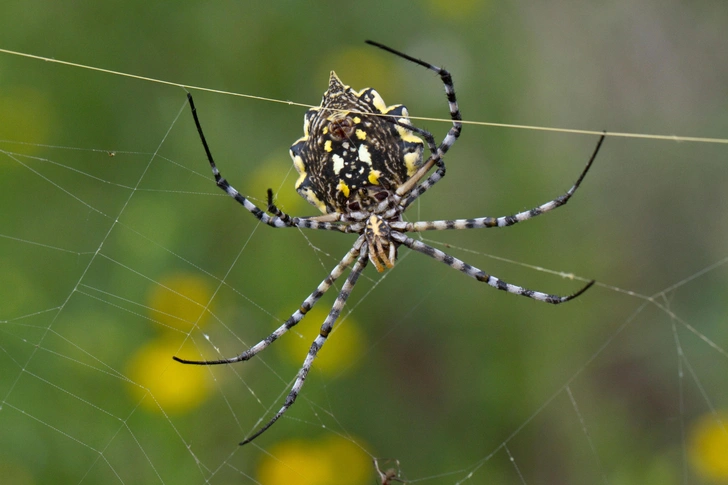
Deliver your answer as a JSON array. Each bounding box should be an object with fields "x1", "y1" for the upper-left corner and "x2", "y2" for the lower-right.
[
  {"x1": 257, "y1": 435, "x2": 370, "y2": 485},
  {"x1": 126, "y1": 338, "x2": 212, "y2": 414},
  {"x1": 0, "y1": 86, "x2": 52, "y2": 156},
  {"x1": 318, "y1": 47, "x2": 393, "y2": 98},
  {"x1": 147, "y1": 272, "x2": 213, "y2": 333},
  {"x1": 689, "y1": 411, "x2": 728, "y2": 481},
  {"x1": 0, "y1": 460, "x2": 34, "y2": 485},
  {"x1": 277, "y1": 306, "x2": 365, "y2": 375}
]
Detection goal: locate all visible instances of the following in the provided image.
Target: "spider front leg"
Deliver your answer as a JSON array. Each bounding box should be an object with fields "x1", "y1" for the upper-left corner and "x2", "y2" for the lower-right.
[
  {"x1": 172, "y1": 236, "x2": 365, "y2": 366},
  {"x1": 386, "y1": 119, "x2": 447, "y2": 208},
  {"x1": 365, "y1": 41, "x2": 462, "y2": 208},
  {"x1": 265, "y1": 188, "x2": 351, "y2": 232},
  {"x1": 366, "y1": 40, "x2": 462, "y2": 155},
  {"x1": 241, "y1": 246, "x2": 370, "y2": 445},
  {"x1": 187, "y1": 93, "x2": 293, "y2": 228},
  {"x1": 188, "y1": 93, "x2": 350, "y2": 233},
  {"x1": 392, "y1": 233, "x2": 594, "y2": 303},
  {"x1": 400, "y1": 134, "x2": 606, "y2": 232},
  {"x1": 266, "y1": 188, "x2": 293, "y2": 225}
]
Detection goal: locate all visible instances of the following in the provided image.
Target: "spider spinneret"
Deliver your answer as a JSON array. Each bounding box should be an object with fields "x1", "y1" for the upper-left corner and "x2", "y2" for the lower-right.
[{"x1": 175, "y1": 40, "x2": 605, "y2": 445}]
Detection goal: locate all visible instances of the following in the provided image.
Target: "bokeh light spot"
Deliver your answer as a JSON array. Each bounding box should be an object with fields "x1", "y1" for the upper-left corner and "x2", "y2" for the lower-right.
[
  {"x1": 277, "y1": 306, "x2": 365, "y2": 375},
  {"x1": 257, "y1": 435, "x2": 370, "y2": 485},
  {"x1": 689, "y1": 411, "x2": 728, "y2": 481},
  {"x1": 0, "y1": 86, "x2": 52, "y2": 156},
  {"x1": 126, "y1": 338, "x2": 212, "y2": 414},
  {"x1": 318, "y1": 46, "x2": 393, "y2": 98},
  {"x1": 147, "y1": 272, "x2": 214, "y2": 334}
]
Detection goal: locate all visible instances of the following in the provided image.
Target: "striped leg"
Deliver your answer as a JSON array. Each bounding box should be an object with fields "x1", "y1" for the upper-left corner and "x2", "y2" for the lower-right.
[
  {"x1": 266, "y1": 188, "x2": 294, "y2": 225},
  {"x1": 172, "y1": 236, "x2": 365, "y2": 366},
  {"x1": 389, "y1": 120, "x2": 447, "y2": 205},
  {"x1": 365, "y1": 41, "x2": 462, "y2": 206},
  {"x1": 265, "y1": 189, "x2": 351, "y2": 232},
  {"x1": 189, "y1": 93, "x2": 348, "y2": 233},
  {"x1": 392, "y1": 233, "x2": 594, "y2": 303},
  {"x1": 365, "y1": 41, "x2": 462, "y2": 154},
  {"x1": 402, "y1": 134, "x2": 606, "y2": 232},
  {"x1": 398, "y1": 155, "x2": 445, "y2": 209},
  {"x1": 241, "y1": 246, "x2": 370, "y2": 445},
  {"x1": 188, "y1": 93, "x2": 291, "y2": 228}
]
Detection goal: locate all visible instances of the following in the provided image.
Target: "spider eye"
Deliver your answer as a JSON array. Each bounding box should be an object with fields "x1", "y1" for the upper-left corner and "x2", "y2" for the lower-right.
[
  {"x1": 329, "y1": 117, "x2": 355, "y2": 140},
  {"x1": 347, "y1": 201, "x2": 361, "y2": 211},
  {"x1": 374, "y1": 191, "x2": 389, "y2": 202}
]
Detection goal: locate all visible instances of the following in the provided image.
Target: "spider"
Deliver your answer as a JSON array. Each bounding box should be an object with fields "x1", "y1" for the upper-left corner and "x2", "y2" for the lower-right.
[
  {"x1": 374, "y1": 458, "x2": 405, "y2": 484},
  {"x1": 174, "y1": 40, "x2": 604, "y2": 445}
]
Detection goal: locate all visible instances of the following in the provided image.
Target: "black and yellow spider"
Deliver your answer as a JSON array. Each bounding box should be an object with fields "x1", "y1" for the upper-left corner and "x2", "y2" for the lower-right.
[{"x1": 174, "y1": 40, "x2": 604, "y2": 445}]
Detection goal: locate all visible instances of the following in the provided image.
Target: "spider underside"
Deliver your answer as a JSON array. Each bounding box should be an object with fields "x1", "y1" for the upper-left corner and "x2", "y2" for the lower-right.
[{"x1": 174, "y1": 40, "x2": 605, "y2": 445}]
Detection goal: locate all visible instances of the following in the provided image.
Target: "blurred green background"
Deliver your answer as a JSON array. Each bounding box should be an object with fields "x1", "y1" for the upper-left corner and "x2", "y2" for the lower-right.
[{"x1": 1, "y1": 1, "x2": 727, "y2": 484}]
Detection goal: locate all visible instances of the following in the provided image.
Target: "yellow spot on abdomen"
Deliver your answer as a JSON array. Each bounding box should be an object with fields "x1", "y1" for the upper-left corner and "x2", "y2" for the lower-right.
[
  {"x1": 302, "y1": 188, "x2": 328, "y2": 214},
  {"x1": 355, "y1": 129, "x2": 366, "y2": 140},
  {"x1": 404, "y1": 151, "x2": 421, "y2": 176},
  {"x1": 368, "y1": 170, "x2": 381, "y2": 185},
  {"x1": 292, "y1": 154, "x2": 308, "y2": 189},
  {"x1": 324, "y1": 140, "x2": 332, "y2": 152},
  {"x1": 336, "y1": 180, "x2": 350, "y2": 198}
]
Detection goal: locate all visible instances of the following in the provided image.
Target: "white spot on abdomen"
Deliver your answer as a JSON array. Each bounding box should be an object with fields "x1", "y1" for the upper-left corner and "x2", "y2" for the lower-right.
[
  {"x1": 332, "y1": 154, "x2": 345, "y2": 174},
  {"x1": 358, "y1": 144, "x2": 372, "y2": 165}
]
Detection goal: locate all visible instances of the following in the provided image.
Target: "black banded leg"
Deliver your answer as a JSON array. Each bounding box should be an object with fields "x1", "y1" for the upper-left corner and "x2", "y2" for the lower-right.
[
  {"x1": 403, "y1": 134, "x2": 606, "y2": 232},
  {"x1": 172, "y1": 237, "x2": 365, "y2": 366},
  {"x1": 188, "y1": 93, "x2": 291, "y2": 228},
  {"x1": 392, "y1": 233, "x2": 594, "y2": 303},
  {"x1": 264, "y1": 188, "x2": 350, "y2": 233},
  {"x1": 365, "y1": 41, "x2": 462, "y2": 208},
  {"x1": 266, "y1": 188, "x2": 294, "y2": 225},
  {"x1": 391, "y1": 120, "x2": 446, "y2": 202},
  {"x1": 398, "y1": 155, "x2": 446, "y2": 209},
  {"x1": 365, "y1": 41, "x2": 463, "y2": 156},
  {"x1": 240, "y1": 247, "x2": 370, "y2": 445}
]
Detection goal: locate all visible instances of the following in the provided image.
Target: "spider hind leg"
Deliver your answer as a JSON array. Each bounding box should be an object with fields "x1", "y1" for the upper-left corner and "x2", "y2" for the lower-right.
[
  {"x1": 240, "y1": 246, "x2": 370, "y2": 445},
  {"x1": 393, "y1": 233, "x2": 594, "y2": 304}
]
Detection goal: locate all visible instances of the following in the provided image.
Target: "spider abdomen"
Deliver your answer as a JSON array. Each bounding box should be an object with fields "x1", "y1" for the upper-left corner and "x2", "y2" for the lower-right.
[{"x1": 290, "y1": 72, "x2": 424, "y2": 215}]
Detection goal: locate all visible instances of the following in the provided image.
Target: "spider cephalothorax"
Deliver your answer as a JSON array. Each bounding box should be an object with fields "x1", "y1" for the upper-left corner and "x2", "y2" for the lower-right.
[
  {"x1": 365, "y1": 214, "x2": 397, "y2": 272},
  {"x1": 290, "y1": 71, "x2": 424, "y2": 215},
  {"x1": 177, "y1": 40, "x2": 604, "y2": 445}
]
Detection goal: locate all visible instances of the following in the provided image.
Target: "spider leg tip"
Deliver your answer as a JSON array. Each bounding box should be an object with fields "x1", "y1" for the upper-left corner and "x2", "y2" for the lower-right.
[
  {"x1": 577, "y1": 279, "x2": 596, "y2": 295},
  {"x1": 560, "y1": 279, "x2": 596, "y2": 303}
]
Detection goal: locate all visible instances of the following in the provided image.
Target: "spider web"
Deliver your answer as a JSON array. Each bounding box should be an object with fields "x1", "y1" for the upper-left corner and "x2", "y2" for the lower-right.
[{"x1": 2, "y1": 5, "x2": 728, "y2": 484}]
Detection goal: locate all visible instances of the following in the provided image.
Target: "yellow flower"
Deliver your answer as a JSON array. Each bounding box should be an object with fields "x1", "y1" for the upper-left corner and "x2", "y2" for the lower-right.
[
  {"x1": 126, "y1": 338, "x2": 212, "y2": 414},
  {"x1": 257, "y1": 435, "x2": 370, "y2": 485},
  {"x1": 277, "y1": 306, "x2": 365, "y2": 375},
  {"x1": 147, "y1": 272, "x2": 213, "y2": 334},
  {"x1": 689, "y1": 411, "x2": 728, "y2": 481}
]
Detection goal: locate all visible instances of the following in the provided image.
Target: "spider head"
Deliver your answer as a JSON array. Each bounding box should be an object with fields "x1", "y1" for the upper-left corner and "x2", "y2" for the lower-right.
[{"x1": 365, "y1": 214, "x2": 398, "y2": 272}]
